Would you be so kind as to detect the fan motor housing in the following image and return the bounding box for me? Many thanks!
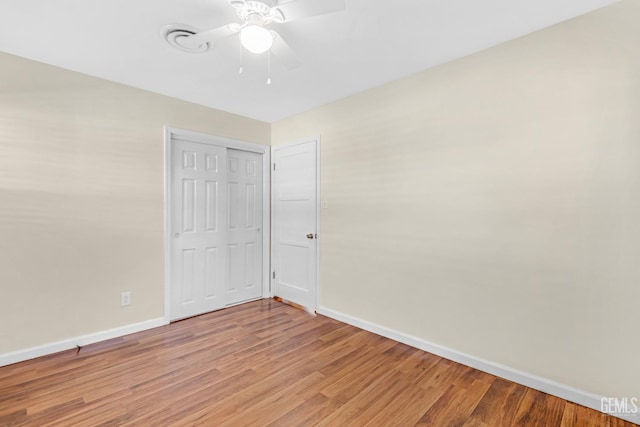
[235,1,285,24]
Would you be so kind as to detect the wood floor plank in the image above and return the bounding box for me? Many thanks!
[417,357,468,391]
[268,392,338,427]
[217,371,325,426]
[0,299,634,427]
[512,388,566,426]
[416,379,493,426]
[315,368,406,426]
[463,378,528,426]
[561,402,613,427]
[367,381,446,426]
[0,409,27,426]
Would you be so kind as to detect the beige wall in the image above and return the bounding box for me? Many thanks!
[0,52,269,354]
[1,0,638,402]
[272,0,639,399]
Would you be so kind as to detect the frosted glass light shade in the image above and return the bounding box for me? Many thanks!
[240,25,273,54]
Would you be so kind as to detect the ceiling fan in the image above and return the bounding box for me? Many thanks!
[164,0,346,70]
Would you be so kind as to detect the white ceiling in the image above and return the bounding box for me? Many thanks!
[0,0,620,123]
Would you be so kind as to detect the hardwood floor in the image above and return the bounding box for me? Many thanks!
[0,299,635,426]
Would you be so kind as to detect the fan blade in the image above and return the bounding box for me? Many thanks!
[270,31,302,70]
[226,0,247,8]
[177,24,241,50]
[274,0,346,23]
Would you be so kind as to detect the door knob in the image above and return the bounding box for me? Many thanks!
[174,233,180,238]
[306,233,315,239]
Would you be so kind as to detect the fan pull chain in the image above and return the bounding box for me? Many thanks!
[267,50,272,85]
[239,40,244,74]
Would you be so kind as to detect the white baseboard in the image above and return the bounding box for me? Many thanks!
[317,306,639,424]
[0,317,167,368]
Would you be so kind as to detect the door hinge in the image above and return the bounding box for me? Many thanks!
[272,271,276,279]
[273,163,276,171]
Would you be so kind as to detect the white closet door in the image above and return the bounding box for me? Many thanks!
[226,149,263,305]
[170,139,227,320]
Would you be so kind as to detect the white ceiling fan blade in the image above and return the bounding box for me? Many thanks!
[226,0,247,9]
[270,31,302,70]
[273,0,346,23]
[177,24,241,50]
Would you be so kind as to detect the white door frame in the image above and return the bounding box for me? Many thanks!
[270,135,321,310]
[164,127,271,323]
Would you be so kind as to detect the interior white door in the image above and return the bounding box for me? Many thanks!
[272,139,318,310]
[170,139,227,320]
[226,149,263,305]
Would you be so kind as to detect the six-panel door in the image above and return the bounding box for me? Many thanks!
[171,140,228,320]
[226,149,263,305]
[170,139,265,320]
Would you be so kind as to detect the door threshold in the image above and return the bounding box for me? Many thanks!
[274,296,316,316]
[225,297,263,308]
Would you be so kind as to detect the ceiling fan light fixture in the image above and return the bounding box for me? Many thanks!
[240,24,273,54]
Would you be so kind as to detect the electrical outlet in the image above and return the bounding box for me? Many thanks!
[121,292,131,307]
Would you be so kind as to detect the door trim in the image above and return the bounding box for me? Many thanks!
[270,135,321,310]
[164,127,270,323]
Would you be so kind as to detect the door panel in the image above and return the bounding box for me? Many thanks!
[225,149,263,305]
[170,140,227,320]
[204,247,219,298]
[180,249,196,303]
[272,139,318,310]
[205,181,218,231]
